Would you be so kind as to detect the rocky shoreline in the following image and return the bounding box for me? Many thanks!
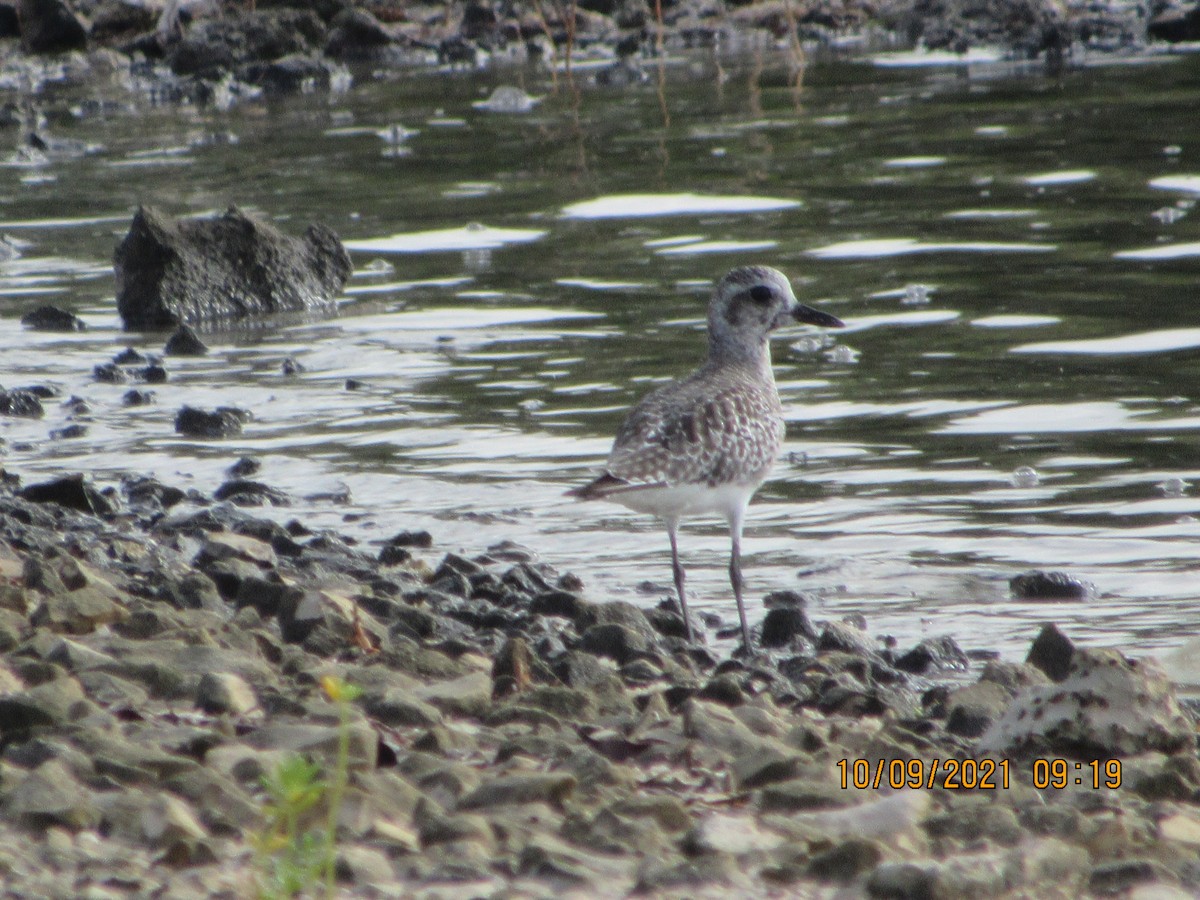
[1,0,1200,109]
[0,467,1198,897]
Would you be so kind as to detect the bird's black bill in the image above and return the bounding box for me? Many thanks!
[792,304,845,328]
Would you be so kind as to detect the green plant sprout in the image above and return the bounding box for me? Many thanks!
[254,675,363,899]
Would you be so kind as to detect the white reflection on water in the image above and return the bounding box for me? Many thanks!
[938,401,1200,434]
[1012,328,1200,354]
[1021,170,1097,186]
[1150,175,1200,194]
[1114,242,1200,260]
[971,314,1060,328]
[560,193,801,219]
[655,239,778,255]
[345,224,546,253]
[807,238,1055,258]
[872,48,1004,67]
[884,156,947,168]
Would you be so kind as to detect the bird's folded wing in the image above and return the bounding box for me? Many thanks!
[605,381,782,488]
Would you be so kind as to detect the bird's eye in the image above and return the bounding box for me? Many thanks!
[749,286,773,303]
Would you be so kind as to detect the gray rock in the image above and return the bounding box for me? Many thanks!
[114,205,351,330]
[807,838,884,882]
[0,677,86,730]
[944,681,1012,738]
[19,304,86,332]
[574,599,657,640]
[98,792,208,847]
[894,635,968,674]
[165,9,326,79]
[978,658,1049,693]
[866,861,936,899]
[414,671,492,719]
[244,719,376,770]
[195,672,258,715]
[174,405,249,439]
[45,637,116,672]
[578,622,650,664]
[415,802,494,848]
[760,606,816,647]
[4,760,99,829]
[163,766,260,834]
[0,388,45,418]
[978,648,1195,758]
[19,474,117,516]
[1026,622,1075,682]
[364,689,443,728]
[759,777,859,813]
[76,670,150,708]
[195,531,278,569]
[1010,569,1093,601]
[30,587,126,635]
[163,323,208,356]
[817,620,877,656]
[491,635,533,698]
[458,773,576,809]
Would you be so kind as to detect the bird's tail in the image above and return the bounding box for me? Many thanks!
[565,472,629,500]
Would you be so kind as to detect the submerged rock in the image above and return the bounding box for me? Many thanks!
[0,389,44,418]
[19,305,87,332]
[114,205,351,330]
[1010,569,1093,601]
[174,405,249,438]
[163,324,209,356]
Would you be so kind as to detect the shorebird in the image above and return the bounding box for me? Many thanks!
[568,266,845,649]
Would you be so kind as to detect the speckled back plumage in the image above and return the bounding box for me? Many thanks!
[604,360,784,490]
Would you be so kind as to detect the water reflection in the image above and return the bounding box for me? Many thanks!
[5,53,1200,661]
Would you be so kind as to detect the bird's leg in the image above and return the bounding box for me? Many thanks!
[667,520,692,642]
[728,511,752,651]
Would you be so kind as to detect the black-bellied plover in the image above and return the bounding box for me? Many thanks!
[568,266,845,649]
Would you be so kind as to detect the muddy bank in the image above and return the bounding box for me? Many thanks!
[0,468,1198,896]
[0,0,1191,107]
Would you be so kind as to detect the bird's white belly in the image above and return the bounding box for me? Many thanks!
[608,481,760,522]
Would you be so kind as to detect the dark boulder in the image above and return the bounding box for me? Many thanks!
[1026,622,1074,682]
[213,479,290,506]
[760,606,816,648]
[240,53,342,94]
[20,305,86,332]
[257,0,349,23]
[88,0,158,46]
[0,4,18,39]
[1010,569,1092,601]
[163,324,208,356]
[0,389,44,418]
[114,205,351,329]
[174,405,249,438]
[164,9,326,79]
[19,474,116,516]
[324,7,394,61]
[17,0,87,54]
[122,388,154,406]
[1150,5,1200,42]
[894,635,969,674]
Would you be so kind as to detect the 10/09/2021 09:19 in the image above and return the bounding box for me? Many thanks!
[836,758,1123,791]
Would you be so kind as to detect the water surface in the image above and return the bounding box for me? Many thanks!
[6,51,1200,661]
